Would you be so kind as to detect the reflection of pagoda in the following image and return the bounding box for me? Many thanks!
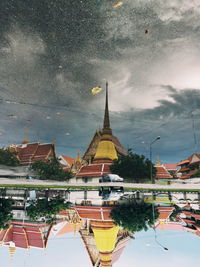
[76,83,126,181]
[75,206,131,267]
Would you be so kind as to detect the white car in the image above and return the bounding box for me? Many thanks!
[99,174,124,183]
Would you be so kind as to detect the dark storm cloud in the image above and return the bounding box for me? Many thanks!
[111,88,200,162]
[0,0,200,161]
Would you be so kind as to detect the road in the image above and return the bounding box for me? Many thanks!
[0,178,200,190]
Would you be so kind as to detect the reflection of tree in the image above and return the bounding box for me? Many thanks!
[169,204,181,221]
[26,197,71,222]
[0,198,13,229]
[111,203,159,232]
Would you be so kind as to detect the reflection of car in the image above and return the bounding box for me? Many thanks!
[99,174,124,183]
[99,186,124,201]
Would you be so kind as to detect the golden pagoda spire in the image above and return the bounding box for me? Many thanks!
[22,126,29,144]
[93,82,118,161]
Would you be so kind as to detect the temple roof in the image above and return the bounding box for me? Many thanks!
[76,163,111,178]
[82,83,126,163]
[59,155,75,167]
[155,166,173,179]
[162,163,177,170]
[9,142,56,165]
[94,140,118,161]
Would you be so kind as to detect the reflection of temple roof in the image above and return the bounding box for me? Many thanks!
[112,231,130,265]
[0,222,51,249]
[52,221,83,236]
[75,206,113,221]
[157,207,175,220]
[156,222,185,230]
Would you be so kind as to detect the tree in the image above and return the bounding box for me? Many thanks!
[0,148,19,166]
[26,196,71,222]
[191,168,200,178]
[0,199,13,229]
[30,160,73,181]
[110,203,159,232]
[110,149,156,182]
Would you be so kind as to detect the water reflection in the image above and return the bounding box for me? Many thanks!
[0,187,200,266]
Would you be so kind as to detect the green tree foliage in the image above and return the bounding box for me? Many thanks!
[110,203,159,232]
[191,168,200,178]
[0,198,13,229]
[0,148,19,166]
[110,149,156,182]
[30,160,73,181]
[26,197,71,222]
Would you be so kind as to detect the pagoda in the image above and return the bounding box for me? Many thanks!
[76,82,126,182]
[75,205,132,267]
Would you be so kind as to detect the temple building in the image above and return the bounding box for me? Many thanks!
[75,205,131,267]
[154,157,173,180]
[8,142,57,165]
[76,83,126,183]
[176,154,200,179]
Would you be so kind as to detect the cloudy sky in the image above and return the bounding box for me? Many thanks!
[1,0,200,162]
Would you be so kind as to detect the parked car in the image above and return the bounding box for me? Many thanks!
[99,174,124,183]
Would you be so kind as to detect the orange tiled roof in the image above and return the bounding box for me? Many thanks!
[155,166,172,179]
[61,155,75,166]
[177,159,189,166]
[163,163,177,170]
[11,142,55,165]
[74,206,113,221]
[76,163,111,178]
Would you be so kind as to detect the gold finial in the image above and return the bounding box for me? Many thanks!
[77,152,81,162]
[155,155,161,167]
[9,242,16,259]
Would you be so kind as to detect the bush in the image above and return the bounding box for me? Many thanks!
[0,148,19,166]
[110,149,155,182]
[30,160,73,181]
